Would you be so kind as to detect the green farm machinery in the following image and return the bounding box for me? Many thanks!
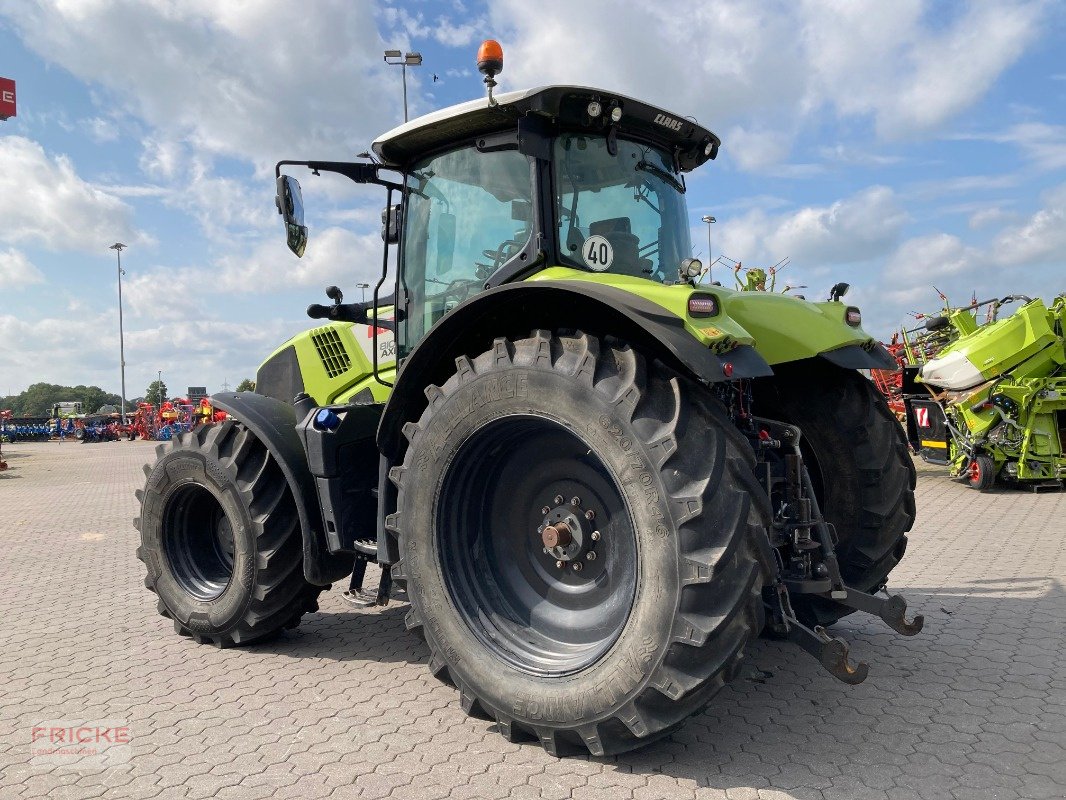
[135,43,921,755]
[904,294,1066,490]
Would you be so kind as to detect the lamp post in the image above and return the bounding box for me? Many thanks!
[701,215,716,282]
[384,50,423,122]
[109,242,128,425]
[356,282,370,303]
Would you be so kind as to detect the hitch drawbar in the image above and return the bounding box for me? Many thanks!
[752,416,924,685]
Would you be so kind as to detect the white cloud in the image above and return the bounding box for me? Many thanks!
[957,123,1066,171]
[0,136,147,252]
[432,17,484,48]
[0,248,45,287]
[968,207,1014,230]
[81,116,119,143]
[990,183,1066,265]
[213,227,387,293]
[0,309,293,398]
[908,173,1022,201]
[4,1,399,171]
[771,187,907,263]
[883,233,979,280]
[719,186,907,267]
[725,127,794,172]
[489,0,1042,169]
[817,144,904,167]
[815,1,1043,140]
[138,137,185,180]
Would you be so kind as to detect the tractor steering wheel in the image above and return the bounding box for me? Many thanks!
[478,238,525,276]
[428,276,481,307]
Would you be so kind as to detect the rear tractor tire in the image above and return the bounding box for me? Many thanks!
[753,363,916,627]
[389,331,773,756]
[136,420,323,646]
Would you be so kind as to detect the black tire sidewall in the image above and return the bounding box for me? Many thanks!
[402,365,680,729]
[140,447,256,635]
[969,455,995,491]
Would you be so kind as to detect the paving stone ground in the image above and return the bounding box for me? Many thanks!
[0,440,1063,800]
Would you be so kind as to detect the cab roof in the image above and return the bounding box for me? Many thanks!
[371,85,720,172]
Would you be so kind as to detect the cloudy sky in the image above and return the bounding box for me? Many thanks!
[1,0,1064,398]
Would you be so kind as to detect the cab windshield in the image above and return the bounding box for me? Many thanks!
[555,134,691,282]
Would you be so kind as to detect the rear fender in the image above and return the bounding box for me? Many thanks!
[376,280,773,459]
[210,391,354,585]
[722,292,895,370]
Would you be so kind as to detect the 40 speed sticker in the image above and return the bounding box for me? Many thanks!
[582,235,614,271]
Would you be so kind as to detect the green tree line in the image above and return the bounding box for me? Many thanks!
[0,383,122,417]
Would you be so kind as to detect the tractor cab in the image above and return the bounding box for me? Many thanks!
[276,74,720,360]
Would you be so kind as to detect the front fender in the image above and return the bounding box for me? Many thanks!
[210,391,353,585]
[376,281,772,459]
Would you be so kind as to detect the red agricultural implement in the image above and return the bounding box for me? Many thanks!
[128,398,227,441]
[871,337,908,422]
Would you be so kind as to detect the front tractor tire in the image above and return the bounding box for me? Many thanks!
[136,421,323,647]
[754,363,916,627]
[389,331,773,756]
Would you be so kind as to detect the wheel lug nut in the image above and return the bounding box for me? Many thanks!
[541,506,550,515]
[555,560,565,569]
[586,551,596,561]
[572,562,583,572]
[543,547,549,555]
[585,509,595,521]
[554,495,564,505]
[571,496,581,506]
[591,530,601,541]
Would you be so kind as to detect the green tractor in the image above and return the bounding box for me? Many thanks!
[904,294,1066,490]
[136,48,920,755]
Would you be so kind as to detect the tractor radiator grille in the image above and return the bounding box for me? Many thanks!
[310,327,352,379]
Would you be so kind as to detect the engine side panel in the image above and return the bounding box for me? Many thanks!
[256,320,397,406]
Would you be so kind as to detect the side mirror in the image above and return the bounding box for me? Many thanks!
[275,175,308,257]
[381,203,402,244]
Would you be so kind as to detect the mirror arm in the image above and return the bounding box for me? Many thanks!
[275,159,403,191]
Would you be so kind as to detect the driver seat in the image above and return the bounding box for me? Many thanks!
[589,218,653,278]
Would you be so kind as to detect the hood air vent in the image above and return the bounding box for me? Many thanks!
[310,327,352,379]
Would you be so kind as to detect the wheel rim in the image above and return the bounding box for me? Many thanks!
[436,415,637,676]
[163,484,235,601]
[969,459,981,484]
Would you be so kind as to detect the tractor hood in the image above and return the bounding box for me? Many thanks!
[372,85,720,171]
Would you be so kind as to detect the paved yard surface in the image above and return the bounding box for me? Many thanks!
[1,441,1063,800]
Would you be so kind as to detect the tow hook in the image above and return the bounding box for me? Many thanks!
[825,587,925,636]
[787,620,869,685]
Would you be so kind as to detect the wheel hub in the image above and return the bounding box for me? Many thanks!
[537,499,598,566]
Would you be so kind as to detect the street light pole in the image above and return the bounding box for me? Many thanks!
[701,215,716,283]
[384,50,423,122]
[357,282,370,303]
[109,242,128,425]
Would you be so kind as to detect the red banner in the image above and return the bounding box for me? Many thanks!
[0,77,16,120]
